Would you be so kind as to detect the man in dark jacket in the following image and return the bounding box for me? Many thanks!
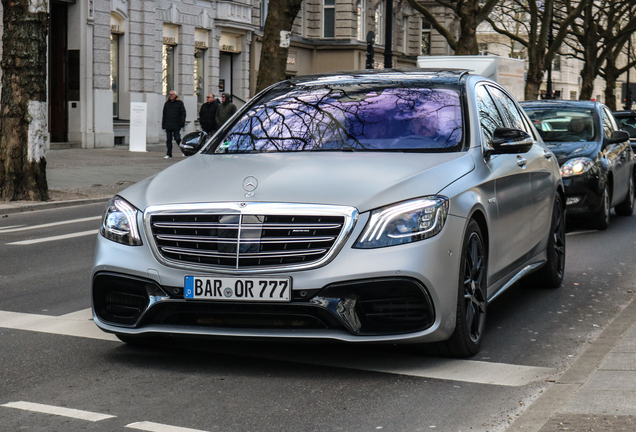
[198,94,219,135]
[215,93,237,128]
[162,90,186,158]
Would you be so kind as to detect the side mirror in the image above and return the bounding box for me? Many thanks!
[488,128,533,155]
[607,130,630,144]
[179,131,207,156]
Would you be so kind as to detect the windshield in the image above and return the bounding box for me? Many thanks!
[616,116,636,138]
[523,107,596,143]
[207,85,464,153]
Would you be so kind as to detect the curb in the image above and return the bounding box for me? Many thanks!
[506,298,636,431]
[0,197,110,215]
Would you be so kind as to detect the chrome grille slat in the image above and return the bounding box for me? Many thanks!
[156,234,336,244]
[149,209,349,270]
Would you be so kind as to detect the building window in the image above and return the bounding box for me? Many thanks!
[357,0,366,41]
[375,2,384,45]
[110,33,119,118]
[162,43,175,96]
[194,48,205,110]
[553,54,561,72]
[261,0,269,27]
[421,18,430,55]
[323,0,335,38]
[478,42,488,56]
[403,16,408,53]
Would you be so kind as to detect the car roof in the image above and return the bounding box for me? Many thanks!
[613,110,636,116]
[283,68,469,88]
[520,100,599,109]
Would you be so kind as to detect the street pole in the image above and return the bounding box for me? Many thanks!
[625,30,632,110]
[384,0,393,69]
[545,3,554,99]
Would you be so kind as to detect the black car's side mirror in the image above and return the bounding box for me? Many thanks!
[487,128,533,156]
[607,130,630,145]
[179,131,208,156]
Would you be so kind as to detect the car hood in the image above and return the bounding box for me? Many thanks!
[544,141,600,165]
[120,152,475,213]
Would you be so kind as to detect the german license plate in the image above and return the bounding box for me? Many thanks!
[184,276,291,302]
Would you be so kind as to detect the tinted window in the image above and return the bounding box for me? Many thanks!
[602,107,617,137]
[210,85,464,153]
[488,86,526,131]
[476,85,504,146]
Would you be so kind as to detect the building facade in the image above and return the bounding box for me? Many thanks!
[44,0,257,149]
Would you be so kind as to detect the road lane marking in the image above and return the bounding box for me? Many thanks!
[0,309,556,386]
[0,309,117,341]
[126,421,210,432]
[0,224,27,231]
[0,216,101,233]
[1,401,115,422]
[7,229,98,245]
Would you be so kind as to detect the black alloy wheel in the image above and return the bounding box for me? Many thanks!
[592,184,611,230]
[524,195,566,288]
[615,173,634,216]
[441,220,487,358]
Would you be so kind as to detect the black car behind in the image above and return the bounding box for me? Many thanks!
[522,100,634,229]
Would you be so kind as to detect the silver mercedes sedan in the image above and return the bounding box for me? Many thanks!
[92,70,564,357]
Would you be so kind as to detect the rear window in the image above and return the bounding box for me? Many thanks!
[208,85,464,153]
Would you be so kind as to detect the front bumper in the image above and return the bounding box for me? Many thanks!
[91,213,467,344]
[561,172,604,217]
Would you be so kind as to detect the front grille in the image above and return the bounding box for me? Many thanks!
[149,213,346,269]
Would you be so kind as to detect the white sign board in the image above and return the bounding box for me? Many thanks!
[130,102,147,152]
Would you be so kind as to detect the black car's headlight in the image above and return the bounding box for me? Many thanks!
[100,196,143,246]
[354,197,449,249]
[560,157,594,177]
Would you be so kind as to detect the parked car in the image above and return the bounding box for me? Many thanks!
[521,100,634,230]
[613,110,636,152]
[93,70,564,358]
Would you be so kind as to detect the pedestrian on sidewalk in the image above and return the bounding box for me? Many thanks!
[199,93,220,135]
[215,93,237,129]
[162,90,186,159]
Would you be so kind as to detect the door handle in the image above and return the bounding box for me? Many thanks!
[517,156,527,167]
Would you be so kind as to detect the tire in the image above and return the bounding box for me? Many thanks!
[523,195,566,288]
[615,174,634,216]
[592,185,610,230]
[436,220,487,358]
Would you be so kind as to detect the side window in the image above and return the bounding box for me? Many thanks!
[487,86,527,131]
[476,85,505,147]
[601,108,615,137]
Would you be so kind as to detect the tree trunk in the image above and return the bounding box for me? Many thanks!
[603,57,619,111]
[579,63,596,101]
[525,51,546,101]
[255,0,302,94]
[454,1,479,55]
[0,0,49,201]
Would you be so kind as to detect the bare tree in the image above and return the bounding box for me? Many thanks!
[601,30,636,110]
[0,0,49,201]
[564,0,636,101]
[486,0,587,101]
[406,0,500,55]
[255,0,302,94]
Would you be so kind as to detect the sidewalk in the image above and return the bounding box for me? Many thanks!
[1,145,636,431]
[0,144,182,214]
[509,297,636,432]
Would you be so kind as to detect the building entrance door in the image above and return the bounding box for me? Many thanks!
[219,53,233,100]
[49,1,68,142]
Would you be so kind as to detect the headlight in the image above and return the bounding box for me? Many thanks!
[100,196,142,246]
[354,197,449,249]
[560,157,594,177]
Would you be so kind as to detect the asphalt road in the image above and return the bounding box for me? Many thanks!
[0,203,634,432]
